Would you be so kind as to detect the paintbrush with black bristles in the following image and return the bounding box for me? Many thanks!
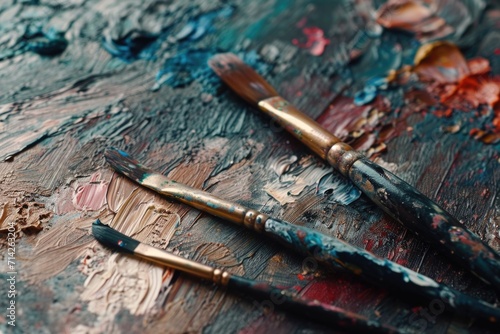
[208,53,500,292]
[91,219,400,334]
[103,148,500,323]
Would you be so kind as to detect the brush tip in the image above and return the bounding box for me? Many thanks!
[92,219,139,254]
[208,53,278,105]
[208,53,244,75]
[104,148,150,182]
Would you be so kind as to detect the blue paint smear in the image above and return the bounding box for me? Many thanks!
[154,49,272,92]
[0,26,68,60]
[102,6,234,63]
[354,85,378,105]
[117,149,130,157]
[152,6,239,91]
[25,27,68,56]
[354,76,389,106]
[316,172,361,205]
[175,6,234,41]
[154,49,217,90]
[102,30,158,63]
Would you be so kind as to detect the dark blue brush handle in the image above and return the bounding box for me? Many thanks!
[348,158,500,291]
[227,275,399,333]
[263,218,500,322]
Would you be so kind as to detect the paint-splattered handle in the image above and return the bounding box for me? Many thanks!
[263,218,500,322]
[227,275,398,333]
[349,157,500,291]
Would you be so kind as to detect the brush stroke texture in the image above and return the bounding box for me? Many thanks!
[1,0,499,333]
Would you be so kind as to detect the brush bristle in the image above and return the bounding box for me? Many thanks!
[92,219,140,254]
[105,149,151,182]
[208,53,279,105]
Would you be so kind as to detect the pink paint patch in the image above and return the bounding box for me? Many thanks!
[292,26,330,56]
[72,172,109,211]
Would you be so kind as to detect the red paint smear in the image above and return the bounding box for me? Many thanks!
[317,96,372,138]
[363,239,376,252]
[360,217,409,264]
[298,279,341,304]
[72,172,108,211]
[299,277,387,311]
[292,25,330,56]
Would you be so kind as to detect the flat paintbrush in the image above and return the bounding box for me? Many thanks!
[104,148,500,323]
[208,53,500,291]
[91,219,399,334]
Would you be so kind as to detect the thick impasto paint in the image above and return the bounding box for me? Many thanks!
[0,0,499,333]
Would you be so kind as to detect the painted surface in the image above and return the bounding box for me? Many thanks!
[0,0,499,333]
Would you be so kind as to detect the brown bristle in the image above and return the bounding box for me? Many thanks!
[208,53,279,105]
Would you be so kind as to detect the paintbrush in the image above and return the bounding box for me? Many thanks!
[104,148,500,323]
[91,219,400,333]
[208,53,500,291]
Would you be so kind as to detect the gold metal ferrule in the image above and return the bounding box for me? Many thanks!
[258,96,364,176]
[142,174,268,232]
[135,243,231,285]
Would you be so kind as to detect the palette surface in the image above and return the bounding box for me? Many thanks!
[0,0,499,333]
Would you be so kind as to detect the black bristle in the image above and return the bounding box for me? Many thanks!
[104,149,151,182]
[208,53,278,105]
[92,219,140,254]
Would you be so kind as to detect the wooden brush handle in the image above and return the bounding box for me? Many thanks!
[348,158,500,291]
[263,218,500,322]
[227,275,398,333]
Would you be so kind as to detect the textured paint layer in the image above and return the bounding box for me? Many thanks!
[72,172,109,211]
[264,155,360,206]
[2,0,499,332]
[26,173,182,332]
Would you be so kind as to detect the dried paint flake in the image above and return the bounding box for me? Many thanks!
[0,201,52,235]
